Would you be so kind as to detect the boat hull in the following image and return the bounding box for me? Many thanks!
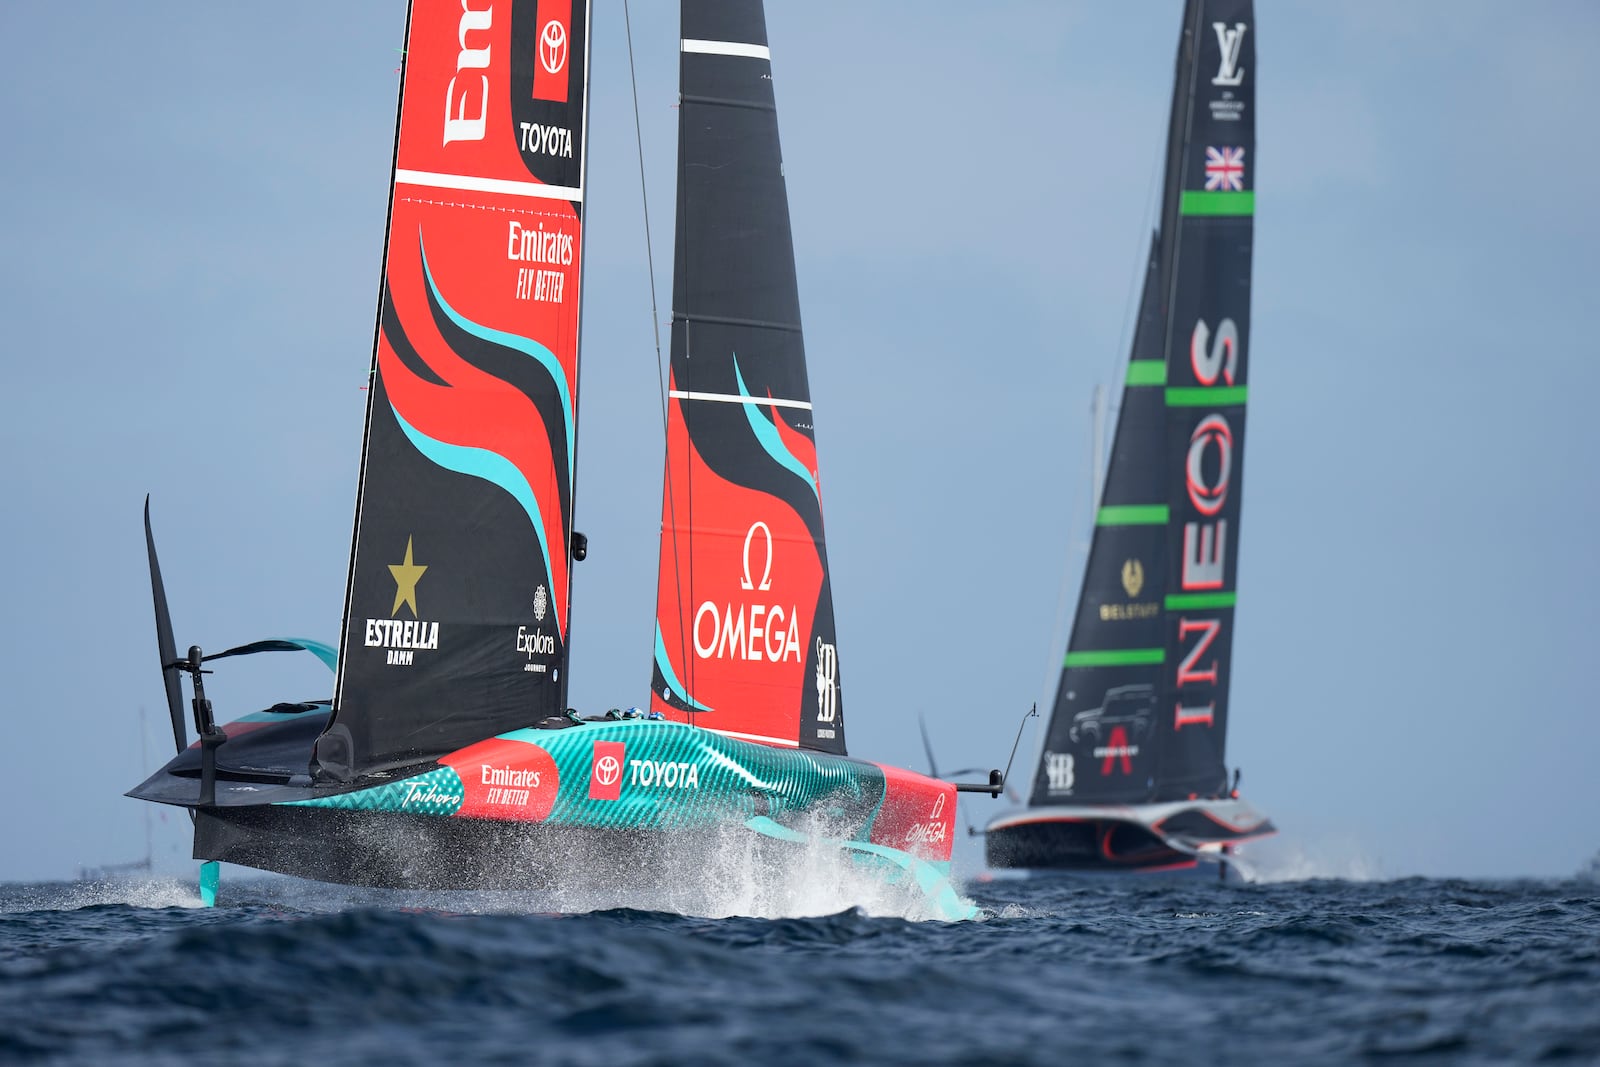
[983,799,1275,878]
[132,716,960,894]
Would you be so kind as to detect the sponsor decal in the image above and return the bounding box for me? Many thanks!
[516,625,556,670]
[1210,22,1247,87]
[508,220,574,304]
[474,762,553,809]
[1190,318,1239,387]
[693,522,803,664]
[531,0,572,102]
[1203,146,1245,191]
[1100,601,1159,622]
[1120,559,1145,598]
[589,740,624,801]
[515,584,558,673]
[1096,725,1138,776]
[401,780,459,810]
[1185,414,1234,517]
[869,766,957,859]
[1182,521,1227,591]
[443,3,494,146]
[815,638,839,725]
[519,121,574,159]
[365,536,440,666]
[627,759,701,790]
[1208,22,1248,123]
[903,792,954,852]
[1175,618,1221,686]
[1045,751,1075,794]
[1172,305,1240,724]
[1100,559,1157,621]
[443,737,560,820]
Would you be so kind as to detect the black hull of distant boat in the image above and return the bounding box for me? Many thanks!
[984,801,1275,878]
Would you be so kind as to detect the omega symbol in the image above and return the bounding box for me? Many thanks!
[741,521,774,591]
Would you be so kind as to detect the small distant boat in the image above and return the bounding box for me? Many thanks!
[129,0,978,919]
[81,707,156,882]
[984,0,1274,878]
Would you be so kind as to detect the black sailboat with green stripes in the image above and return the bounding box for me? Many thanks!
[985,0,1274,876]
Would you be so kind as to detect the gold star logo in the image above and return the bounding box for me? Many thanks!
[388,536,428,618]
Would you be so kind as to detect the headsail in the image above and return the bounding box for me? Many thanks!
[319,0,593,781]
[1030,0,1254,806]
[650,0,847,754]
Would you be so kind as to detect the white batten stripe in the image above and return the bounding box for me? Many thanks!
[669,389,811,411]
[395,169,583,203]
[680,39,771,60]
[709,728,801,748]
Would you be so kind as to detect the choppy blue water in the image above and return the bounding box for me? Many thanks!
[2,873,1597,1065]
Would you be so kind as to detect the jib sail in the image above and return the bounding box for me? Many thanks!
[649,0,847,754]
[319,0,593,781]
[1030,0,1254,806]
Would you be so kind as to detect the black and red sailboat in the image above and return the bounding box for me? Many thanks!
[130,0,977,919]
[984,0,1275,877]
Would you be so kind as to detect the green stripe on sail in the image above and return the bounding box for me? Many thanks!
[1166,385,1248,407]
[1125,360,1166,386]
[1165,592,1237,611]
[1064,648,1165,668]
[1096,505,1168,526]
[1181,190,1254,216]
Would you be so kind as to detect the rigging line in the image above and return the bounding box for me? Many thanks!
[625,0,692,715]
[625,1,665,415]
[1037,36,1173,724]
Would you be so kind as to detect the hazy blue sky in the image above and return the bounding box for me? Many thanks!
[2,2,1595,882]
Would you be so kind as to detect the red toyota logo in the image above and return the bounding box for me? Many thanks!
[539,19,568,75]
[589,740,625,800]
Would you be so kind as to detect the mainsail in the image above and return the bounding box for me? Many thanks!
[319,0,594,781]
[649,0,847,754]
[1030,0,1254,807]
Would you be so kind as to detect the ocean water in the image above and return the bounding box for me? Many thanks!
[2,869,1597,1065]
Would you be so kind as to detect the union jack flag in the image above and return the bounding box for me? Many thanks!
[1204,146,1246,191]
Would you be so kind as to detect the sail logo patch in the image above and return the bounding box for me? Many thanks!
[1210,22,1247,87]
[1096,726,1138,776]
[815,639,839,728]
[1204,147,1245,191]
[1103,558,1157,621]
[1045,752,1075,794]
[366,536,440,666]
[1121,559,1145,598]
[692,522,803,664]
[589,740,624,801]
[532,0,572,102]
